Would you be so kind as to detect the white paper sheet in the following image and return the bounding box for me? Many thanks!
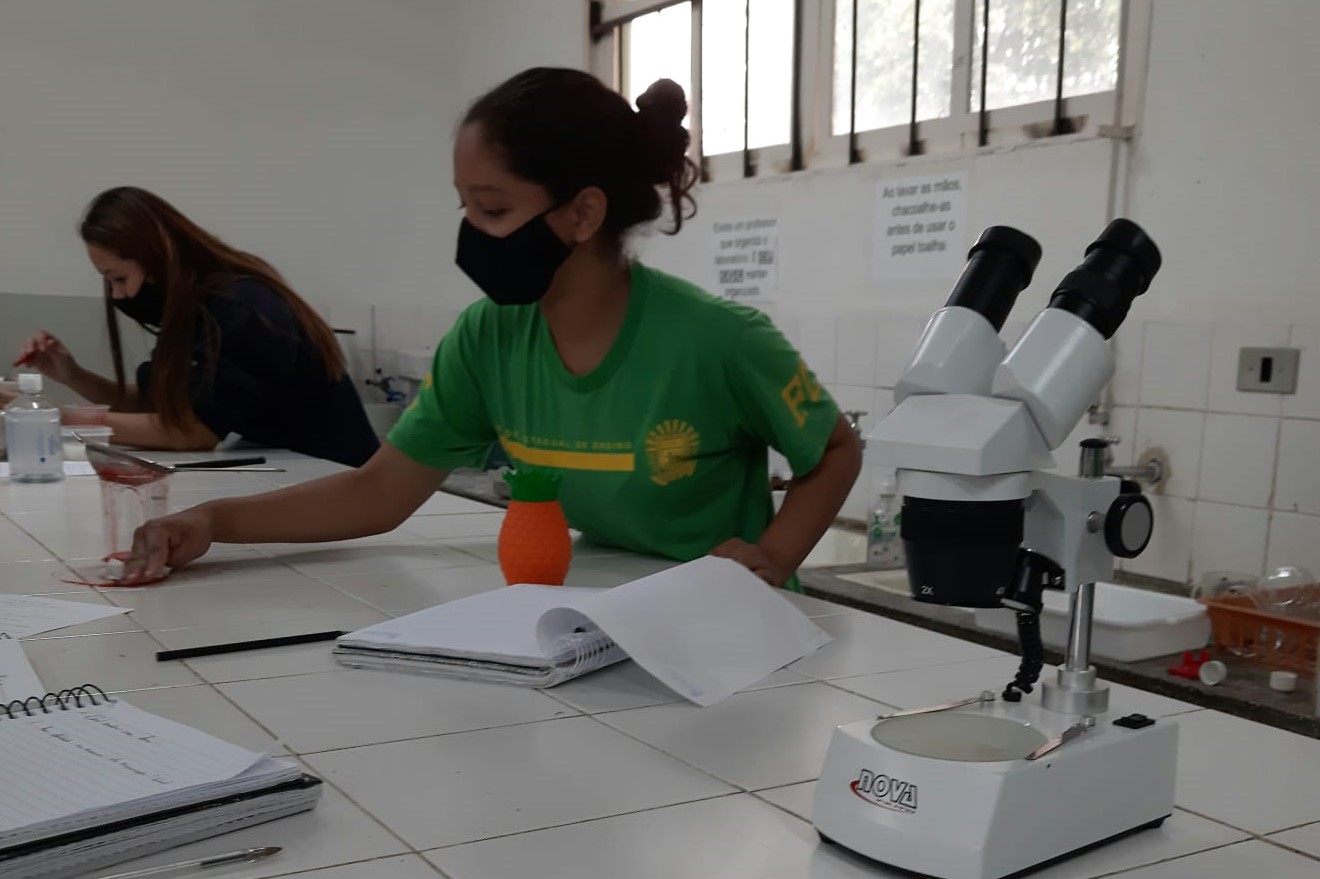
[0,641,44,702]
[538,557,832,707]
[0,462,96,478]
[0,595,132,638]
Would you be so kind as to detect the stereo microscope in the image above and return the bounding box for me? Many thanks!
[813,220,1173,879]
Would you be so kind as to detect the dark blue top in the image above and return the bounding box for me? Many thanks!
[136,279,379,467]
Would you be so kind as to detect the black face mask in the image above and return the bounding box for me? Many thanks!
[455,212,572,306]
[113,281,166,327]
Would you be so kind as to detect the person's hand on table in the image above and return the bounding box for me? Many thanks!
[14,331,79,384]
[710,538,791,588]
[124,509,216,582]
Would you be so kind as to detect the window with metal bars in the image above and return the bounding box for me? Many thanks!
[590,1,1138,179]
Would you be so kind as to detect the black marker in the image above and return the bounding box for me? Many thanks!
[156,630,344,662]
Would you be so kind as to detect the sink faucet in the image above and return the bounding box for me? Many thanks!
[842,411,868,450]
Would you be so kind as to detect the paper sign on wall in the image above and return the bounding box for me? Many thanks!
[712,217,778,304]
[872,173,969,281]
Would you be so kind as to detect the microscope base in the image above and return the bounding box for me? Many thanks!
[811,699,1178,879]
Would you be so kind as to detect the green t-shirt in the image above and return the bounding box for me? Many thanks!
[389,263,839,583]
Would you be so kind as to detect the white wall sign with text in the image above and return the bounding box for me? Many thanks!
[871,173,969,281]
[711,217,778,304]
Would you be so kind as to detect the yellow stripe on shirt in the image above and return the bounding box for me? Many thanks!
[502,439,636,473]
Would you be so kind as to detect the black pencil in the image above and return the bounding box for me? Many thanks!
[156,630,345,661]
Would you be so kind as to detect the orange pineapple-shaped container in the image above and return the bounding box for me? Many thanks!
[498,469,572,586]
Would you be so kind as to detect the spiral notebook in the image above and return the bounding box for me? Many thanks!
[335,556,832,707]
[0,686,322,879]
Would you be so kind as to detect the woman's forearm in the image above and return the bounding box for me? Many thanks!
[63,366,125,407]
[103,412,219,451]
[759,416,864,574]
[204,444,448,544]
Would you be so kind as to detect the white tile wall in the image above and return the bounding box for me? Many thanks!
[1139,322,1213,409]
[874,316,926,388]
[796,317,837,384]
[1266,512,1320,576]
[834,314,879,386]
[1197,414,1278,508]
[1105,406,1138,466]
[1282,324,1320,419]
[1191,502,1269,581]
[1273,419,1320,515]
[1207,322,1289,416]
[773,314,802,350]
[1109,325,1145,406]
[871,387,895,424]
[1134,409,1205,499]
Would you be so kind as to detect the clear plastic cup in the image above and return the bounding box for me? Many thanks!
[86,444,170,575]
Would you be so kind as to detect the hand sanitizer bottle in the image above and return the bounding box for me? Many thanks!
[3,374,64,483]
[866,474,904,570]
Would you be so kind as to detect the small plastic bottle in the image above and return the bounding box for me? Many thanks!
[3,374,64,484]
[866,474,905,570]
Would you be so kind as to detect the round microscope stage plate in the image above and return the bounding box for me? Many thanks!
[871,712,1048,762]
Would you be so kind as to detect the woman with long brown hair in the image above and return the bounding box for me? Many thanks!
[6,187,378,467]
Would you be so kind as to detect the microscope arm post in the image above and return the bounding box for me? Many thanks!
[1064,582,1096,673]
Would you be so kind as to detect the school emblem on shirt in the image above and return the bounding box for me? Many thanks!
[782,359,822,427]
[645,419,700,486]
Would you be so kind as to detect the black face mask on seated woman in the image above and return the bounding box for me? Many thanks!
[113,281,166,327]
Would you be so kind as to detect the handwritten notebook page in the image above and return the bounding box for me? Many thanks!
[0,595,131,638]
[0,641,44,702]
[0,700,266,844]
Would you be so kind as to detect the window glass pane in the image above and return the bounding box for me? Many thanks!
[971,0,1062,111]
[1063,0,1120,97]
[626,2,692,127]
[832,0,954,137]
[703,0,793,154]
[917,0,955,120]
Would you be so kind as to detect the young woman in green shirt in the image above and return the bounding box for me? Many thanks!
[124,68,862,590]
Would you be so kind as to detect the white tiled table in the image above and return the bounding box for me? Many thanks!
[2,451,1318,879]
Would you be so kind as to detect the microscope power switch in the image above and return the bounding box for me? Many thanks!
[1114,714,1156,730]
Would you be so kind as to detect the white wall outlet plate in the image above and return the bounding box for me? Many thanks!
[1237,347,1300,393]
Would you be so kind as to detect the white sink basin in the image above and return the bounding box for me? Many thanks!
[802,527,867,568]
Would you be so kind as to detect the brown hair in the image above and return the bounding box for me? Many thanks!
[462,68,698,247]
[81,187,344,429]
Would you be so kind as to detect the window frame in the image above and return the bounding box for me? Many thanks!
[589,0,1151,182]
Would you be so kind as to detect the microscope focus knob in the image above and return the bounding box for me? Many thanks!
[1105,494,1153,558]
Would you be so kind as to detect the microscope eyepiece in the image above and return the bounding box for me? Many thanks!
[1046,219,1161,339]
[944,226,1043,332]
